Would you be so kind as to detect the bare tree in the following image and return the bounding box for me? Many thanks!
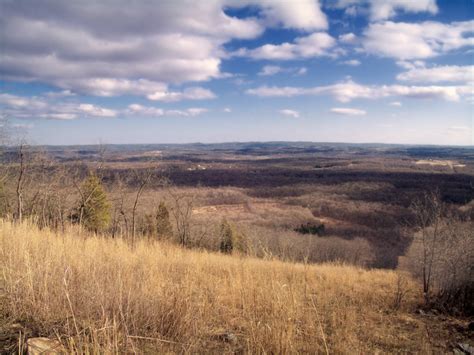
[167,187,194,247]
[0,121,12,217]
[130,168,154,246]
[411,192,443,303]
[408,191,443,303]
[15,144,26,222]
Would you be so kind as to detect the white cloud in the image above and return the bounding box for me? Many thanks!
[0,93,212,120]
[223,107,232,113]
[330,107,366,116]
[240,32,336,60]
[246,79,472,102]
[0,1,329,97]
[126,104,208,117]
[127,104,164,116]
[339,33,357,44]
[0,94,119,120]
[296,67,308,75]
[279,109,300,118]
[259,65,283,76]
[59,78,168,97]
[78,104,117,117]
[258,65,308,76]
[246,86,305,97]
[38,78,216,102]
[331,0,438,20]
[363,20,474,60]
[342,59,361,66]
[344,6,359,17]
[229,0,327,31]
[186,108,209,116]
[397,65,474,83]
[146,87,216,102]
[45,90,76,98]
[396,60,425,70]
[0,94,47,109]
[390,101,402,106]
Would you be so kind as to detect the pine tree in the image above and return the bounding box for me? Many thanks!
[156,202,173,239]
[78,174,110,233]
[219,219,233,254]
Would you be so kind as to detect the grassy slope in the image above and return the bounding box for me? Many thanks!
[0,220,464,353]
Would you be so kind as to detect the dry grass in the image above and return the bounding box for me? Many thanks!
[0,219,446,353]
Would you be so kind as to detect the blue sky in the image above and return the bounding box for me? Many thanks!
[0,0,472,145]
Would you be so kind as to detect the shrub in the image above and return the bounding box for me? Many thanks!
[402,191,474,315]
[403,220,474,315]
[156,201,173,239]
[218,219,249,254]
[219,219,233,254]
[76,174,111,233]
[295,222,325,235]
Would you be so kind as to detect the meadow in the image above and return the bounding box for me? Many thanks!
[2,219,466,354]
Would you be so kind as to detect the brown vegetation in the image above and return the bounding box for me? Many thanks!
[2,220,471,354]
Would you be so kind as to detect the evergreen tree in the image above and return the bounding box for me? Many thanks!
[78,174,110,233]
[156,201,173,239]
[219,219,234,254]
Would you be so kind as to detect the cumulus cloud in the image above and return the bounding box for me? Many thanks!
[78,104,117,117]
[0,94,117,120]
[258,65,308,76]
[146,87,216,102]
[397,65,474,83]
[246,86,305,98]
[246,79,472,102]
[126,104,164,117]
[186,108,209,116]
[0,93,210,121]
[45,90,76,98]
[330,107,366,116]
[229,0,327,31]
[259,65,283,76]
[296,67,308,75]
[396,60,426,70]
[342,59,361,66]
[339,33,357,44]
[239,32,336,60]
[279,109,300,118]
[0,1,329,97]
[0,94,47,110]
[330,0,438,20]
[126,104,208,117]
[363,20,474,60]
[390,101,402,106]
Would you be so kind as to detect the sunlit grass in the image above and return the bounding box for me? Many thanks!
[1,219,431,353]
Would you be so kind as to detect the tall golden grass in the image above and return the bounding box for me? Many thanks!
[1,219,432,353]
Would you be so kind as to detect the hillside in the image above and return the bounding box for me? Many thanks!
[1,220,471,353]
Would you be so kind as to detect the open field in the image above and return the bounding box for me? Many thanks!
[2,220,473,354]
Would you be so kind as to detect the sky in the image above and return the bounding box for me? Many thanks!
[0,0,473,146]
